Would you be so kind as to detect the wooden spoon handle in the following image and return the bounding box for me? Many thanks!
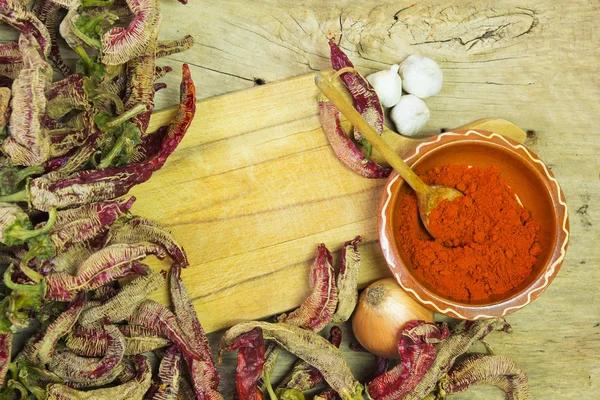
[314,73,430,195]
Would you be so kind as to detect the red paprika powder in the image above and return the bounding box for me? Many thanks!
[396,165,541,302]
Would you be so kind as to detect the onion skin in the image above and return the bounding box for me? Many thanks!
[351,278,434,358]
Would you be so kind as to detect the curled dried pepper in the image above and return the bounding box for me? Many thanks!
[227,327,265,400]
[78,270,166,327]
[278,325,342,391]
[2,32,53,166]
[220,321,364,400]
[367,321,450,400]
[46,354,152,400]
[0,0,51,57]
[34,0,72,77]
[438,354,530,399]
[331,236,361,324]
[152,345,184,399]
[25,292,86,364]
[329,40,384,157]
[318,98,390,179]
[1,64,195,210]
[108,215,189,267]
[401,319,510,400]
[48,324,124,383]
[277,243,338,332]
[128,299,202,362]
[101,0,161,65]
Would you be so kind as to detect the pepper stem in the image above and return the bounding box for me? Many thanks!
[6,208,57,243]
[263,370,279,400]
[14,166,44,184]
[97,134,127,169]
[74,46,94,69]
[105,104,146,129]
[0,189,28,203]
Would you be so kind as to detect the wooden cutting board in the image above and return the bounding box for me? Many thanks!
[131,72,526,333]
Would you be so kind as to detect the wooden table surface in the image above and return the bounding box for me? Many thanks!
[4,0,599,398]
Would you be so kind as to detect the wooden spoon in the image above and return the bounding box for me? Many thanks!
[314,72,463,236]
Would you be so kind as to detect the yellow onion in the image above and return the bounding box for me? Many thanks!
[351,278,434,358]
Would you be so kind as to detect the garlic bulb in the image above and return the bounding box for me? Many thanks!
[399,54,443,98]
[390,95,430,136]
[366,65,403,108]
[352,278,434,358]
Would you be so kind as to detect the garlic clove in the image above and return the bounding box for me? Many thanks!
[399,54,443,99]
[366,64,403,108]
[390,95,430,137]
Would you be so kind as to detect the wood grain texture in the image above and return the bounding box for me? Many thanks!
[2,0,598,397]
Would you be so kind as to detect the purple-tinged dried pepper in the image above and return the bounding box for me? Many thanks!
[5,64,195,211]
[0,0,51,57]
[25,292,86,364]
[0,331,12,385]
[101,0,161,65]
[0,42,21,79]
[48,324,125,383]
[277,243,338,332]
[155,35,195,58]
[78,270,166,327]
[318,98,391,179]
[220,321,364,400]
[331,236,361,324]
[228,327,265,400]
[155,65,173,79]
[153,345,184,399]
[130,125,168,163]
[45,73,89,119]
[128,299,202,362]
[46,354,152,400]
[399,319,510,400]
[66,324,169,357]
[35,0,72,77]
[328,40,384,150]
[438,354,530,399]
[2,32,53,166]
[367,321,450,400]
[108,215,189,267]
[278,325,343,391]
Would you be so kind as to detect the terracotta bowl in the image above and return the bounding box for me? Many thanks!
[378,130,569,320]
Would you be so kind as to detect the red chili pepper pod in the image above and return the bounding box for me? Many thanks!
[228,327,265,400]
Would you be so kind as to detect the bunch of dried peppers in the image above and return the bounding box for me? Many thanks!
[0,0,223,398]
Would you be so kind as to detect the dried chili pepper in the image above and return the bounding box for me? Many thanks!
[35,0,72,77]
[329,40,384,156]
[108,215,189,267]
[48,324,124,383]
[2,32,53,166]
[0,87,10,139]
[0,332,12,385]
[129,125,167,163]
[318,98,391,179]
[400,319,510,400]
[45,73,89,119]
[277,243,338,332]
[0,42,21,80]
[0,0,51,57]
[155,35,195,58]
[101,0,161,65]
[220,321,364,400]
[436,354,530,399]
[2,64,195,210]
[152,345,184,399]
[25,292,86,364]
[78,270,166,327]
[46,354,152,400]
[128,299,202,362]
[0,203,56,246]
[227,327,265,400]
[155,65,173,79]
[66,324,169,357]
[278,325,342,391]
[332,236,361,324]
[367,321,450,400]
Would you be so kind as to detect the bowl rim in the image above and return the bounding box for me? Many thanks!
[378,129,570,319]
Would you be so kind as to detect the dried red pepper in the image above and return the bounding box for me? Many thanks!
[155,35,195,58]
[46,354,152,399]
[278,325,343,391]
[332,236,361,323]
[0,41,21,79]
[438,354,530,399]
[0,0,51,57]
[277,243,338,331]
[220,322,364,400]
[318,99,391,178]
[227,327,265,400]
[367,321,450,400]
[152,345,184,399]
[35,0,72,77]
